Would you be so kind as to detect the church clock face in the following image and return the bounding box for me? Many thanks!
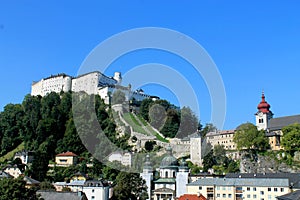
[258,112,263,117]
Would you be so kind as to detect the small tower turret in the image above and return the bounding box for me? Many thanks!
[140,154,153,200]
[255,91,273,130]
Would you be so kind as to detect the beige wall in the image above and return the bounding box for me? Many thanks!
[55,156,77,166]
[4,167,22,178]
[187,184,291,200]
[206,131,236,150]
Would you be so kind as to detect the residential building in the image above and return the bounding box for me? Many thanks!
[107,151,132,167]
[255,92,300,150]
[187,173,300,200]
[55,151,78,167]
[206,130,236,150]
[70,172,88,182]
[14,150,34,165]
[3,164,24,178]
[83,180,110,200]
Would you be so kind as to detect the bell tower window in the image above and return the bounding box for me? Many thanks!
[259,118,264,123]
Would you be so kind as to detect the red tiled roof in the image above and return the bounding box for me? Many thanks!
[56,151,78,157]
[178,194,207,200]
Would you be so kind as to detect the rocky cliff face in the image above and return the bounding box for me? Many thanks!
[239,151,300,173]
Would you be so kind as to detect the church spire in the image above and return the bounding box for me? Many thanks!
[257,91,271,113]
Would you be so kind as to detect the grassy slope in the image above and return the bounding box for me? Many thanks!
[0,142,25,162]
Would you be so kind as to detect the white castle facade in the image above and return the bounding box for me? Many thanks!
[31,71,155,104]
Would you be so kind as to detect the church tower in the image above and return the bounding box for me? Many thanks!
[140,154,153,200]
[255,92,273,130]
[176,159,189,198]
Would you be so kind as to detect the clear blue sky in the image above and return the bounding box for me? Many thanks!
[0,1,300,130]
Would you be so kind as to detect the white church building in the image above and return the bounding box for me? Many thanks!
[141,147,189,200]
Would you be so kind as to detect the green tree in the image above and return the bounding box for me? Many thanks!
[202,149,217,172]
[112,90,126,105]
[113,171,148,200]
[176,106,199,138]
[213,144,227,165]
[0,104,24,155]
[22,94,42,149]
[0,177,40,200]
[29,150,49,181]
[56,118,86,155]
[144,141,156,152]
[200,123,216,137]
[160,108,180,138]
[39,181,55,190]
[233,123,269,150]
[139,99,153,121]
[149,104,167,130]
[281,123,300,153]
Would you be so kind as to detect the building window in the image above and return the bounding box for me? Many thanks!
[91,196,95,199]
[259,118,264,123]
[217,194,220,197]
[165,171,168,177]
[222,194,226,198]
[261,191,264,195]
[274,188,278,192]
[253,187,257,191]
[228,194,232,198]
[216,186,220,190]
[268,188,271,191]
[247,194,251,198]
[253,194,257,198]
[280,188,284,192]
[199,186,202,190]
[268,195,272,200]
[247,187,250,191]
[92,189,94,193]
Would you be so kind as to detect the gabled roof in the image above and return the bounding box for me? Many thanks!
[23,176,40,185]
[154,178,176,183]
[226,173,300,188]
[188,177,293,188]
[84,180,109,187]
[177,194,207,200]
[268,115,300,131]
[37,191,84,200]
[276,190,300,200]
[56,152,78,157]
[0,171,13,178]
[67,180,85,186]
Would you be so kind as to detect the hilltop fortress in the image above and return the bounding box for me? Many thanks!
[31,71,158,104]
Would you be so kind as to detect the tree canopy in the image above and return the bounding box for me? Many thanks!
[281,123,300,153]
[0,178,40,200]
[233,123,269,150]
[112,171,148,200]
